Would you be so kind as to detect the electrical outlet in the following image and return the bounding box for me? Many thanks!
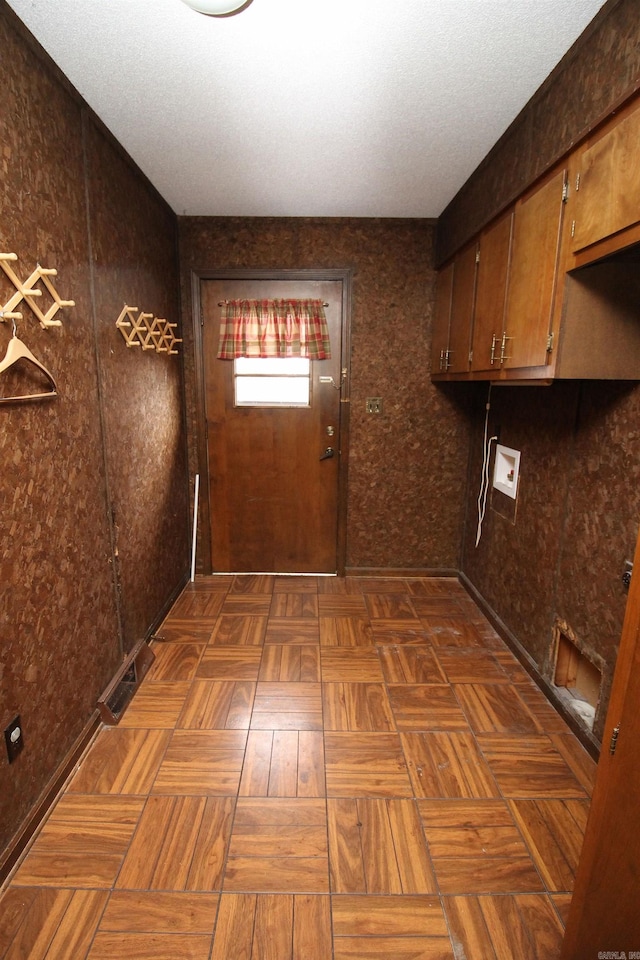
[366,397,383,415]
[622,560,633,589]
[4,715,24,764]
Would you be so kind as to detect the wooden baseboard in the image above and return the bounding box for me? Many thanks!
[0,710,101,887]
[345,567,460,578]
[459,573,601,761]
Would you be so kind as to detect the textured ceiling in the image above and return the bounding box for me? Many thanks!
[6,0,608,217]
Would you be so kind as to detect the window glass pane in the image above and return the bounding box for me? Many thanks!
[235,376,310,406]
[235,357,310,376]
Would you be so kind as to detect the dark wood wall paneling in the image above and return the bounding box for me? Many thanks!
[0,7,189,855]
[178,217,472,572]
[443,0,640,744]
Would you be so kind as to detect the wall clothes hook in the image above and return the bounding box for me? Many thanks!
[0,252,75,328]
[115,304,182,355]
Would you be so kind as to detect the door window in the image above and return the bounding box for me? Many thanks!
[233,357,311,407]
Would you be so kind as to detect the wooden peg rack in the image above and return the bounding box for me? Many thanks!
[0,252,75,328]
[116,305,182,355]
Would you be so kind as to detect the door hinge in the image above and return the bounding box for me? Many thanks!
[575,172,581,192]
[475,249,480,264]
[562,180,569,203]
[546,333,554,353]
[468,350,473,364]
[571,220,576,238]
[609,724,620,756]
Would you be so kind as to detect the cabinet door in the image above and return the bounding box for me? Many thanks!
[503,170,566,371]
[447,244,477,373]
[431,261,453,374]
[471,213,513,372]
[572,107,640,253]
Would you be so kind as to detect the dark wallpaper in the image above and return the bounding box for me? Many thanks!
[0,8,189,855]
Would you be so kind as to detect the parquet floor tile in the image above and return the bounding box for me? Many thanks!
[0,574,598,960]
[168,590,225,619]
[324,732,413,797]
[145,642,203,681]
[210,893,332,960]
[220,594,273,616]
[402,733,500,798]
[11,797,144,888]
[117,681,191,728]
[319,616,374,646]
[196,646,263,679]
[258,644,321,681]
[239,730,326,797]
[478,735,590,798]
[379,644,446,683]
[270,592,319,617]
[99,890,219,933]
[328,798,436,893]
[318,594,369,617]
[250,681,323,730]
[207,614,267,646]
[454,682,542,735]
[151,730,247,795]
[425,618,486,647]
[364,593,420,621]
[388,684,470,731]
[435,648,510,684]
[321,646,384,681]
[177,680,255,729]
[264,618,320,644]
[444,893,564,960]
[323,682,396,731]
[67,728,171,794]
[156,618,216,643]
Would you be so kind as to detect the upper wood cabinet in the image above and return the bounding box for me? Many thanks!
[448,243,476,373]
[431,245,476,375]
[470,212,513,373]
[432,91,640,384]
[571,104,640,259]
[431,261,453,375]
[502,168,566,372]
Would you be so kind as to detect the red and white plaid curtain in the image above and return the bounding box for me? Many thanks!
[217,299,331,360]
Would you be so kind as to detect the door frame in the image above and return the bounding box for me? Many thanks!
[191,267,353,576]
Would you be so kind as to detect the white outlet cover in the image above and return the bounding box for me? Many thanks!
[493,444,521,500]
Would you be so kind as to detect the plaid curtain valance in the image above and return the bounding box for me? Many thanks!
[217,298,331,360]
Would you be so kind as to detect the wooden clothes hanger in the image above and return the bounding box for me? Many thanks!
[0,318,58,402]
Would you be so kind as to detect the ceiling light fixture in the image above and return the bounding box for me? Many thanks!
[179,0,253,16]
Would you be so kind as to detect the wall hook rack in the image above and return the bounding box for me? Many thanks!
[115,304,182,355]
[0,252,75,328]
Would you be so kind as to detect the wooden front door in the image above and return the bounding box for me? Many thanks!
[561,520,640,957]
[201,276,346,573]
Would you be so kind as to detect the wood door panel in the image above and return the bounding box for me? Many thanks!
[448,243,476,373]
[573,107,640,252]
[503,170,565,371]
[202,279,343,573]
[431,262,453,374]
[561,522,640,956]
[471,212,513,372]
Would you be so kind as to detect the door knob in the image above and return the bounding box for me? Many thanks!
[319,447,335,461]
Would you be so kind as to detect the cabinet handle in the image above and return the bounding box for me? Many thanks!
[490,334,498,365]
[500,333,512,364]
[444,349,451,371]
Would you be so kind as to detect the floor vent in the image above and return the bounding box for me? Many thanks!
[553,621,602,732]
[97,639,155,725]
